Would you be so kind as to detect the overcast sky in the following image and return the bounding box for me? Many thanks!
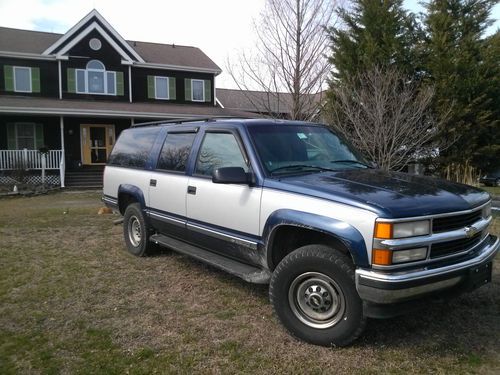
[0,0,498,89]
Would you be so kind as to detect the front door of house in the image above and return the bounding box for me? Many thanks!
[81,124,115,165]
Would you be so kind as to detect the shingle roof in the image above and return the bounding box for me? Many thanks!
[217,88,326,116]
[0,27,60,54]
[0,26,220,71]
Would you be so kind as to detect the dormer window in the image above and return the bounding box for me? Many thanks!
[75,60,116,95]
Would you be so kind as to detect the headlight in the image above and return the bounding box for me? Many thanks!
[482,203,491,219]
[372,247,428,266]
[375,220,430,239]
[392,247,428,264]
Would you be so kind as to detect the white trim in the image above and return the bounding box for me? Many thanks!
[216,98,225,108]
[43,9,145,62]
[213,75,216,106]
[58,60,62,99]
[191,79,205,102]
[154,76,169,100]
[0,51,57,61]
[54,22,135,63]
[133,61,221,75]
[13,66,32,93]
[128,65,132,103]
[0,106,220,119]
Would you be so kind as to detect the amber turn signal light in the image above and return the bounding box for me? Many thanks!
[372,249,392,265]
[374,222,392,239]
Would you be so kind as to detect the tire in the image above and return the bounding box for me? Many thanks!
[123,203,154,257]
[269,245,366,347]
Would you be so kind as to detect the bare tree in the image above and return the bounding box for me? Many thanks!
[326,66,451,171]
[227,0,337,120]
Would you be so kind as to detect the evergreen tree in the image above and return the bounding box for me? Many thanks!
[328,0,422,82]
[423,0,498,171]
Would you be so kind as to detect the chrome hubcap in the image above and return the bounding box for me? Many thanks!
[288,272,345,329]
[128,215,142,247]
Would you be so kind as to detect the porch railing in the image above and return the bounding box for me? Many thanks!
[0,149,63,170]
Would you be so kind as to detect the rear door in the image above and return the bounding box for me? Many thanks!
[186,128,262,264]
[148,129,198,241]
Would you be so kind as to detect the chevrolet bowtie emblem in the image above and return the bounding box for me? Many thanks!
[464,225,480,238]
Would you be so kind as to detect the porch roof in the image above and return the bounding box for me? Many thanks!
[0,96,255,120]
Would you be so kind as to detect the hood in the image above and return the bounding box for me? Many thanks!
[265,169,490,218]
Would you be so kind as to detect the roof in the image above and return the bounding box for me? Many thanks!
[217,88,326,116]
[0,26,221,72]
[217,88,295,115]
[0,96,256,119]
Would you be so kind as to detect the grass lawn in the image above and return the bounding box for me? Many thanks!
[0,191,499,374]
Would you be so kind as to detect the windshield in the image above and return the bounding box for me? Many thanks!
[248,124,369,176]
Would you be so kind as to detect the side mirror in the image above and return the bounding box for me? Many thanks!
[212,167,249,184]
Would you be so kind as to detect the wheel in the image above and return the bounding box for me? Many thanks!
[123,203,154,256]
[269,245,366,347]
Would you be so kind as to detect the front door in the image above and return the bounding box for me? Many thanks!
[81,124,115,165]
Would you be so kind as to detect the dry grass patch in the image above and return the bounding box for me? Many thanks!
[0,192,499,374]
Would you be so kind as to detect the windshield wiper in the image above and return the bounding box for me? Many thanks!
[270,164,337,175]
[330,159,371,168]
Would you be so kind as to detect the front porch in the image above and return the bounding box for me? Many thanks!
[0,115,134,188]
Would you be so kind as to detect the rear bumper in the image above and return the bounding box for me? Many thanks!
[356,234,499,308]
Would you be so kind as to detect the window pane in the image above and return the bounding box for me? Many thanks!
[157,133,196,171]
[192,80,204,101]
[88,71,104,93]
[76,70,86,92]
[107,72,116,95]
[14,67,31,92]
[195,133,247,176]
[108,127,160,168]
[87,60,105,70]
[16,123,35,149]
[155,77,168,99]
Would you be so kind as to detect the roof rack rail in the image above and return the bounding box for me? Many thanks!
[131,116,251,128]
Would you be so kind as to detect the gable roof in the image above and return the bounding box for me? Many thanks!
[0,10,221,73]
[42,9,144,62]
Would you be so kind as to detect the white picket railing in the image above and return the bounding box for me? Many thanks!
[0,149,63,170]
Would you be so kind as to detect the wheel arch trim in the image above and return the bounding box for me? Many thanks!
[262,209,369,268]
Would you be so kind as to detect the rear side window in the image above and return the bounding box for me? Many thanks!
[156,132,197,172]
[108,127,160,168]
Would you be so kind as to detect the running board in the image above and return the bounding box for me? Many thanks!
[150,234,271,284]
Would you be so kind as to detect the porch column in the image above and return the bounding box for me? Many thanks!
[131,118,135,127]
[128,65,132,103]
[59,117,65,188]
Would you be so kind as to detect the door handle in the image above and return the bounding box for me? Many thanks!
[187,185,197,195]
[150,179,157,187]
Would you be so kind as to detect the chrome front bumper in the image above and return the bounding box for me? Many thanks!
[356,234,499,305]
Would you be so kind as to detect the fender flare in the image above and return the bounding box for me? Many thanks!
[117,184,146,214]
[262,209,369,268]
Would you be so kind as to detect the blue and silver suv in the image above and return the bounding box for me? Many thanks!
[103,118,499,346]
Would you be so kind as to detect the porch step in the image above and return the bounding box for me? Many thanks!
[65,166,104,188]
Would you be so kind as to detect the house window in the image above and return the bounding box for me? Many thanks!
[155,77,169,100]
[76,60,116,95]
[16,123,36,149]
[192,79,205,102]
[7,123,43,150]
[14,67,32,92]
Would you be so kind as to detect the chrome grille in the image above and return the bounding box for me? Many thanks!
[430,232,482,259]
[432,210,482,233]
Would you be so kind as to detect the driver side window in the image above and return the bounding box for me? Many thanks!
[195,132,248,176]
